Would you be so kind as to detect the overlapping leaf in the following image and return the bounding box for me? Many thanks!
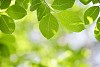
[15,0,29,9]
[0,0,11,9]
[0,15,15,34]
[39,13,59,39]
[6,5,27,20]
[37,3,50,21]
[30,0,41,11]
[51,0,75,10]
[84,6,99,25]
[57,10,85,32]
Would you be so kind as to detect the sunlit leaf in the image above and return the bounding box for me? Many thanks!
[94,17,100,42]
[37,3,50,21]
[39,13,59,39]
[0,15,15,34]
[6,5,27,20]
[30,0,41,11]
[15,0,29,9]
[51,0,75,10]
[80,0,91,5]
[84,6,99,25]
[57,10,85,32]
[0,0,11,9]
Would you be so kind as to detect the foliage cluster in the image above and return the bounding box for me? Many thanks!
[0,0,100,41]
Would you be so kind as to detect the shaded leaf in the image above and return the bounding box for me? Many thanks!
[0,43,10,57]
[30,0,41,11]
[80,0,91,5]
[94,17,100,42]
[84,6,99,25]
[0,15,15,34]
[39,13,59,39]
[15,0,29,9]
[0,34,16,54]
[0,0,11,9]
[6,5,27,20]
[51,0,75,10]
[57,10,85,32]
[92,0,99,4]
[37,3,50,21]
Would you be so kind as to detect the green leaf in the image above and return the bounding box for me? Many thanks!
[57,10,85,32]
[92,0,99,4]
[0,34,16,54]
[94,17,100,42]
[30,0,41,11]
[0,34,15,44]
[37,3,50,21]
[51,0,75,10]
[6,5,27,20]
[15,0,29,9]
[80,0,91,5]
[39,13,59,39]
[84,6,99,25]
[0,43,10,57]
[0,15,15,34]
[0,0,11,9]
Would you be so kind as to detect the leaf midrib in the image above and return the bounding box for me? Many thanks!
[38,5,47,20]
[47,14,50,37]
[1,16,10,32]
[31,2,41,9]
[90,6,98,17]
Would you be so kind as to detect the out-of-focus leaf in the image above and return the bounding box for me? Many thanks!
[0,34,15,44]
[84,6,99,25]
[30,0,41,11]
[32,63,46,67]
[6,5,27,20]
[39,13,59,39]
[57,10,85,32]
[0,43,10,57]
[0,0,11,9]
[92,0,99,4]
[0,34,16,54]
[0,15,15,34]
[94,17,100,42]
[51,0,75,10]
[37,3,50,21]
[15,0,29,9]
[80,0,91,5]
